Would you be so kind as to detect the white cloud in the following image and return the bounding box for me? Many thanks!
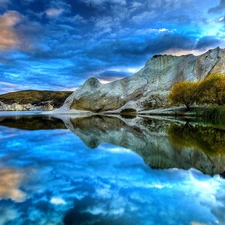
[72,14,87,24]
[218,16,225,22]
[131,11,155,24]
[92,16,121,36]
[45,8,64,17]
[50,197,67,205]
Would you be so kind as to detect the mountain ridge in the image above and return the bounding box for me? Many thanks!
[58,47,225,113]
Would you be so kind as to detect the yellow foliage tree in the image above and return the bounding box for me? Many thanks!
[168,81,199,110]
[198,74,225,106]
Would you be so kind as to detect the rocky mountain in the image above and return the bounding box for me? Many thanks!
[58,47,225,113]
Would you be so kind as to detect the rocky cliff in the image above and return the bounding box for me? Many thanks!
[59,47,225,113]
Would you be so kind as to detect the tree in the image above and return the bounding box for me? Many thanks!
[197,74,225,106]
[168,81,199,110]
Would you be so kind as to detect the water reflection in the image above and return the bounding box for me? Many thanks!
[167,121,225,156]
[0,114,225,224]
[0,115,66,130]
[1,115,225,176]
[61,115,225,176]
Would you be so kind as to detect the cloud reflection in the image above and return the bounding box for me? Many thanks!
[0,118,225,224]
[0,168,26,202]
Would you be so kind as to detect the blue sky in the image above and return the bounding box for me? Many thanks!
[0,0,225,93]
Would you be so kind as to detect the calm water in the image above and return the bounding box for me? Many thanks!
[0,113,225,225]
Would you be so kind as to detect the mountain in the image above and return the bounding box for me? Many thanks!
[58,47,225,113]
[0,90,73,111]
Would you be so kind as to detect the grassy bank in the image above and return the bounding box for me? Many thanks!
[201,106,225,120]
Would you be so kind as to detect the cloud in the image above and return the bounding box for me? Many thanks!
[0,208,19,225]
[92,16,122,36]
[45,8,64,17]
[0,168,26,202]
[50,197,67,205]
[78,0,126,8]
[218,16,225,22]
[0,0,11,8]
[131,10,155,24]
[0,10,22,50]
[71,14,87,24]
[208,0,225,13]
[194,36,222,50]
[0,81,29,94]
[95,70,132,83]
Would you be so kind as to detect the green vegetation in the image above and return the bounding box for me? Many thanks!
[201,106,225,121]
[0,90,73,108]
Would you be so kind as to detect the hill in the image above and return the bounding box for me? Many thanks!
[0,90,73,109]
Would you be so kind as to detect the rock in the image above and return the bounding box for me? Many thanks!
[60,47,225,113]
[42,103,54,111]
[12,103,24,111]
[0,101,54,111]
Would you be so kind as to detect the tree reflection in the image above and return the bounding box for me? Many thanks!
[0,116,66,130]
[167,121,225,156]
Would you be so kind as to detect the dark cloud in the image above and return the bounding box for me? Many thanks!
[194,36,222,50]
[208,0,225,13]
[113,32,197,57]
[96,70,132,82]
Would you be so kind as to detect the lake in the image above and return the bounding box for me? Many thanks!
[0,112,225,225]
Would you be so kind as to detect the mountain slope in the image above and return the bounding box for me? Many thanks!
[59,47,225,113]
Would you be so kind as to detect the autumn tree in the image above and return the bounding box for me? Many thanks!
[197,74,225,106]
[168,81,199,110]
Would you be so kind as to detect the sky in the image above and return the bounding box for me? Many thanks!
[0,0,225,94]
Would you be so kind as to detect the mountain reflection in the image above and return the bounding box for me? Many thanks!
[65,115,225,176]
[1,114,225,176]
